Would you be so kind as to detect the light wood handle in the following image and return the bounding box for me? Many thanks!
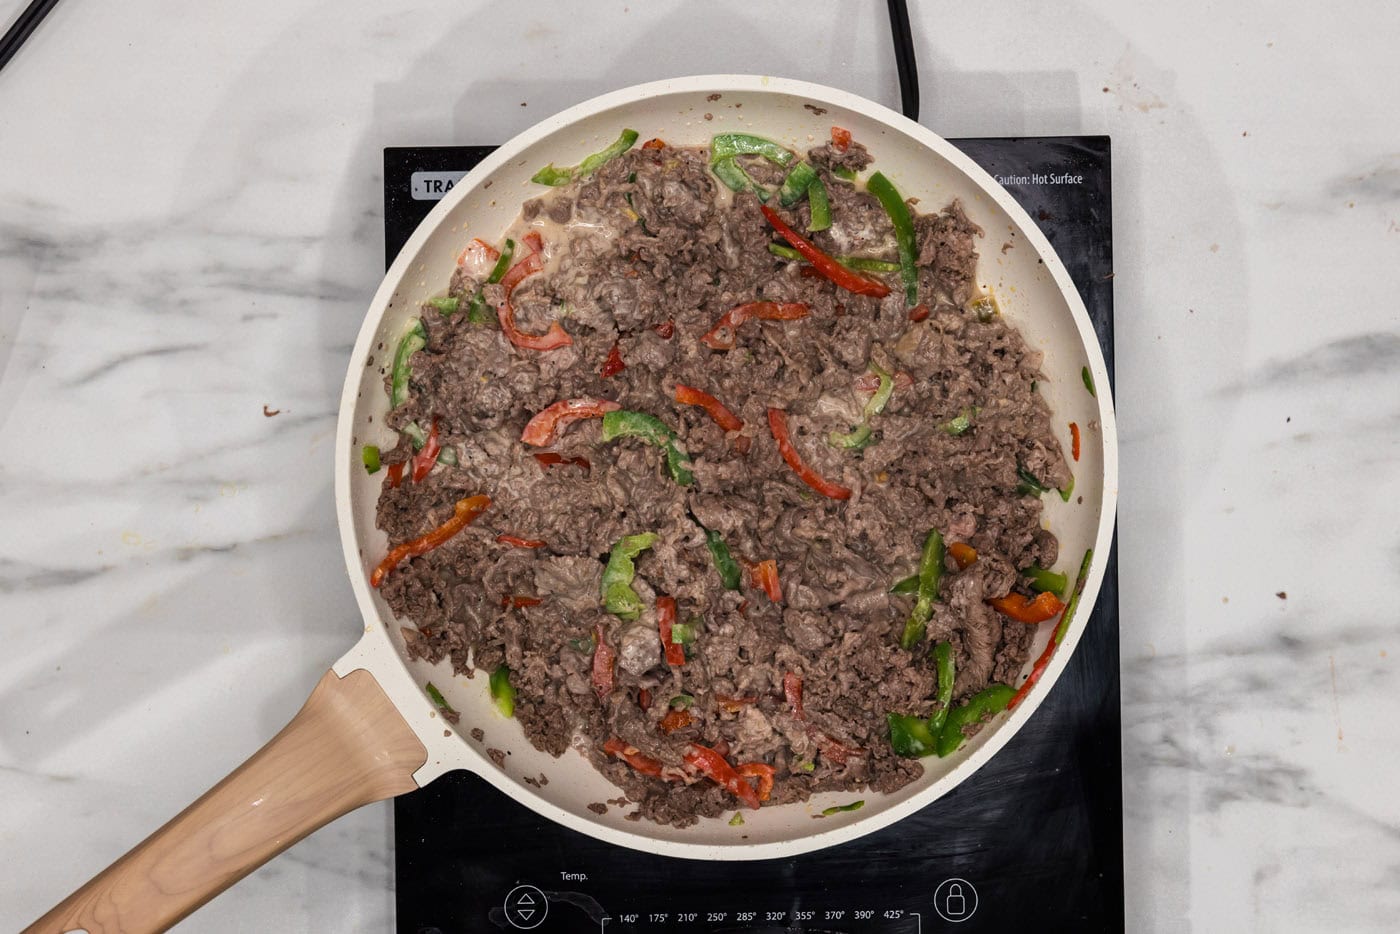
[23,667,427,934]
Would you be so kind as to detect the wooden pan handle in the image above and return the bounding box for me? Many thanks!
[23,667,427,934]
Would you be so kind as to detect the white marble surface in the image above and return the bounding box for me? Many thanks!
[2,1,1398,930]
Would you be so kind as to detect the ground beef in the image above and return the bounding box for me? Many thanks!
[377,137,1068,826]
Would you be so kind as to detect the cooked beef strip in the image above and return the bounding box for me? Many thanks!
[375,139,1069,826]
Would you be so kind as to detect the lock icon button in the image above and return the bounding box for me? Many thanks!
[945,882,967,916]
[933,878,979,923]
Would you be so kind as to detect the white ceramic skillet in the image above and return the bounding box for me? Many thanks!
[26,75,1117,934]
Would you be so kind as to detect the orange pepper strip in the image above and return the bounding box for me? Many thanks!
[658,708,694,734]
[370,495,490,587]
[737,763,776,802]
[1070,421,1082,462]
[496,534,546,549]
[987,591,1065,624]
[751,559,783,603]
[948,542,979,569]
[603,736,664,777]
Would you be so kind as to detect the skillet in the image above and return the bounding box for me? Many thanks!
[25,75,1118,934]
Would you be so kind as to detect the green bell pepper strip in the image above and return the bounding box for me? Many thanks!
[710,133,796,166]
[778,161,819,207]
[1054,549,1094,645]
[600,410,694,486]
[705,529,743,590]
[807,176,831,232]
[390,318,427,408]
[898,529,945,650]
[1059,473,1076,502]
[670,693,694,709]
[425,682,459,722]
[1016,464,1050,496]
[865,172,920,306]
[466,238,515,324]
[829,363,893,450]
[941,407,978,436]
[769,242,804,261]
[820,800,865,815]
[935,684,1015,757]
[670,621,697,644]
[489,665,516,718]
[427,296,460,315]
[841,256,900,273]
[601,532,658,621]
[832,165,857,181]
[362,445,381,474]
[1025,566,1069,599]
[827,423,874,450]
[531,128,639,186]
[729,812,745,826]
[711,157,771,202]
[1082,366,1097,397]
[928,641,956,733]
[889,574,919,595]
[862,363,894,419]
[887,713,939,757]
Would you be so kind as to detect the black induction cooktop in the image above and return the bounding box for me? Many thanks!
[382,136,1120,933]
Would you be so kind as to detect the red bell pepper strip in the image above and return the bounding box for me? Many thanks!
[736,763,776,802]
[497,246,573,351]
[600,342,626,378]
[501,595,543,608]
[657,595,686,667]
[521,398,621,446]
[1008,549,1094,710]
[522,230,545,255]
[760,205,891,299]
[948,542,979,570]
[1070,421,1081,462]
[653,319,675,339]
[370,494,490,587]
[386,462,406,489]
[456,237,499,273]
[674,383,743,432]
[659,708,694,734]
[908,304,930,322]
[700,301,809,350]
[533,451,592,471]
[603,737,664,778]
[684,744,761,810]
[783,672,804,720]
[592,623,616,700]
[830,126,852,152]
[641,137,667,150]
[814,732,861,765]
[409,419,442,483]
[496,534,546,549]
[987,591,1066,624]
[767,408,853,500]
[751,559,782,603]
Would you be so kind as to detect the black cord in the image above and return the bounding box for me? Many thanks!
[0,0,62,74]
[886,0,920,121]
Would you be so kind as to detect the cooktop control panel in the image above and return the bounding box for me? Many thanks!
[481,877,980,931]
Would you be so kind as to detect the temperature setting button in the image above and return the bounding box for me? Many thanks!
[933,877,979,923]
[503,884,548,929]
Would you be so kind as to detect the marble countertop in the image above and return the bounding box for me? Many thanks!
[3,1,1398,930]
